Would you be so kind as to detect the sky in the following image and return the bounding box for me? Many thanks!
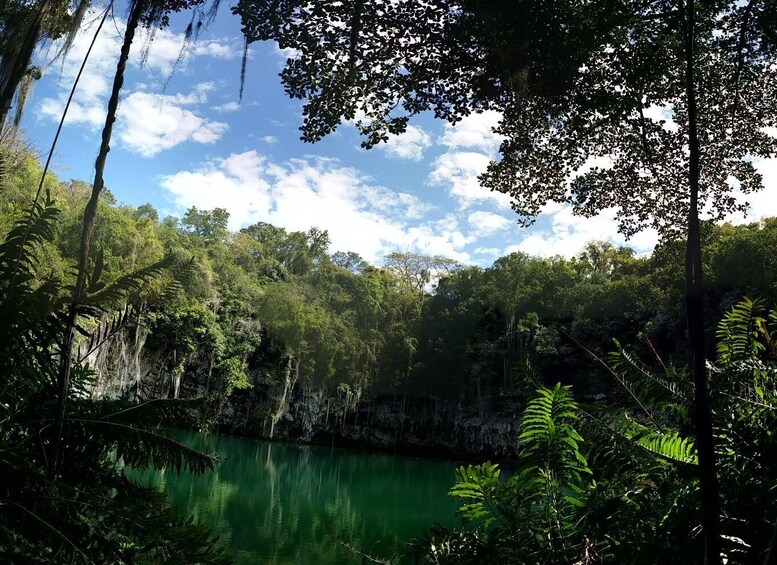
[20,3,777,267]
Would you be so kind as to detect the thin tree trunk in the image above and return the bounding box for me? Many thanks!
[50,0,144,478]
[684,1,721,562]
[269,355,295,438]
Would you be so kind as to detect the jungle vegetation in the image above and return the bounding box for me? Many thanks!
[1,0,776,562]
[2,134,777,562]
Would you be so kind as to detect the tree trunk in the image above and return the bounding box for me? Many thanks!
[684,1,721,562]
[50,0,144,478]
[269,355,296,438]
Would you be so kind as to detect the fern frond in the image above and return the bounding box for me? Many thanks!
[0,194,59,282]
[450,461,502,529]
[68,418,218,475]
[81,254,178,307]
[582,406,697,466]
[630,428,697,465]
[76,303,141,363]
[519,384,590,476]
[716,297,767,365]
[609,340,688,402]
[99,397,207,428]
[563,331,664,429]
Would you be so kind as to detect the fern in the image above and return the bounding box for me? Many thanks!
[716,297,767,365]
[81,252,178,307]
[453,385,593,562]
[0,195,230,562]
[450,461,503,530]
[609,339,689,405]
[583,404,697,468]
[519,383,591,478]
[0,191,59,281]
[629,426,697,465]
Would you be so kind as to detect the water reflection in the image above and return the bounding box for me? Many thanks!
[135,431,460,564]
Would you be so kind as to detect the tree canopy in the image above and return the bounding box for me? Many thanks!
[235,0,776,235]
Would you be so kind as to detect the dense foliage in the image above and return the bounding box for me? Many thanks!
[5,138,777,415]
[2,118,777,560]
[3,0,774,561]
[412,296,777,564]
[0,145,231,561]
[234,2,777,558]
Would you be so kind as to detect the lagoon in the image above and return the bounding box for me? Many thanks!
[137,431,462,564]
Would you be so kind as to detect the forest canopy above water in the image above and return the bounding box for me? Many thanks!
[2,137,776,400]
[3,132,777,564]
[1,0,776,560]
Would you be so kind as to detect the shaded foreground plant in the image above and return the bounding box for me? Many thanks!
[0,195,231,562]
[413,297,777,564]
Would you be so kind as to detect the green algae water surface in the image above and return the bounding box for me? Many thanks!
[136,430,461,564]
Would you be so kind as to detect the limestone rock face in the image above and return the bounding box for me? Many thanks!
[87,330,521,458]
[223,384,521,459]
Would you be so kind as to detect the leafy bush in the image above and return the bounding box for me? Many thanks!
[0,195,230,563]
[416,298,777,564]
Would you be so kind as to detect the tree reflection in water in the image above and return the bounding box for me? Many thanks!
[136,431,460,564]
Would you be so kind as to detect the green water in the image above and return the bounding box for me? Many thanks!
[136,431,461,564]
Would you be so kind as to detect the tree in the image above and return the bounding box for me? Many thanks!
[0,0,80,132]
[331,250,368,273]
[241,222,331,277]
[54,0,221,477]
[183,206,230,242]
[235,2,777,558]
[136,202,160,222]
[383,251,459,292]
[0,164,228,562]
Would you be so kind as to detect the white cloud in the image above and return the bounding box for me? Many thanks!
[403,215,474,263]
[428,151,513,209]
[212,101,240,113]
[643,104,679,132]
[507,205,659,258]
[468,210,511,237]
[274,45,301,64]
[116,87,228,157]
[474,247,501,258]
[429,112,513,210]
[161,151,272,229]
[726,157,777,223]
[438,110,503,153]
[376,124,432,161]
[135,27,240,76]
[161,151,471,263]
[36,10,236,154]
[570,155,614,182]
[191,40,238,60]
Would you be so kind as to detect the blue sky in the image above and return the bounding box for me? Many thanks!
[20,5,777,266]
